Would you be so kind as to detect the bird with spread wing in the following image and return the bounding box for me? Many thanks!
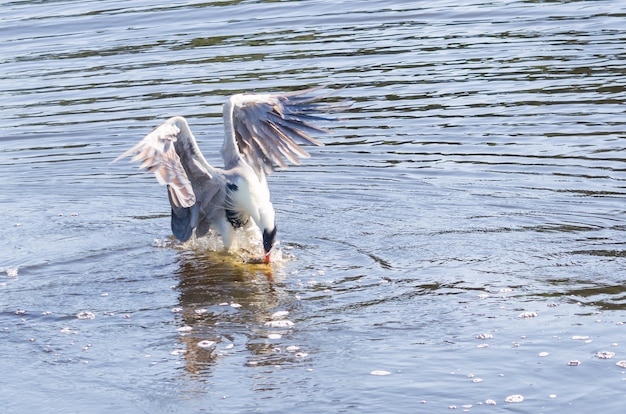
[116,87,345,263]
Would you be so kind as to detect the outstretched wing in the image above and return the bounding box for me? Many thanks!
[115,116,214,209]
[221,87,343,178]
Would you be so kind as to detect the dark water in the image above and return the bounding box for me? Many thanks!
[2,0,626,412]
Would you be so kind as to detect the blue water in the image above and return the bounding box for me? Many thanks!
[1,0,626,412]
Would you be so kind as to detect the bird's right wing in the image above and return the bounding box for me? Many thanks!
[115,116,215,209]
[220,87,345,178]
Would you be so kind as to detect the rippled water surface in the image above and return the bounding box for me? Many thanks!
[2,0,626,412]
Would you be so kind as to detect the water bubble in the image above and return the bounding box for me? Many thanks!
[267,333,282,340]
[567,360,582,366]
[476,344,490,349]
[370,370,391,376]
[177,325,192,333]
[285,345,300,352]
[485,399,497,405]
[475,333,493,340]
[518,311,538,318]
[549,394,557,399]
[197,340,216,349]
[615,360,626,368]
[171,307,183,313]
[6,268,18,278]
[571,335,590,341]
[76,311,95,320]
[538,352,550,357]
[472,378,483,383]
[596,351,615,359]
[505,394,524,403]
[294,352,308,358]
[230,303,242,308]
[194,308,208,315]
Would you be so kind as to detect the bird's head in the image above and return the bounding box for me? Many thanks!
[262,227,277,263]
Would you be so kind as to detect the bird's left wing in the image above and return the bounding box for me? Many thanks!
[221,87,344,177]
[115,116,214,209]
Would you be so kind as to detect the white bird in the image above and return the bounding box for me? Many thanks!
[116,88,344,263]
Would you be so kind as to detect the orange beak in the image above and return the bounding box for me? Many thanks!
[264,251,271,264]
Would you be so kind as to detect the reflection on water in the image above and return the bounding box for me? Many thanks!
[173,249,295,376]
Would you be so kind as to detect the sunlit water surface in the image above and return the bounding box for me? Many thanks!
[1,0,626,412]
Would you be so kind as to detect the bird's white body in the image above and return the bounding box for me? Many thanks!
[220,161,274,253]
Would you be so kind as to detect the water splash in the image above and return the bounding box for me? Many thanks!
[153,225,286,264]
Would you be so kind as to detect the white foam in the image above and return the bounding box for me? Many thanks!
[3,267,18,278]
[76,311,96,320]
[505,394,524,403]
[264,320,294,328]
[197,340,216,349]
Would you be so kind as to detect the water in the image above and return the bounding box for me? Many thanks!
[1,0,626,412]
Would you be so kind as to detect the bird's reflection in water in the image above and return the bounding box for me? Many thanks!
[173,248,298,376]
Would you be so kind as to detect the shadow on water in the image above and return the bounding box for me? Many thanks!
[172,249,299,376]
